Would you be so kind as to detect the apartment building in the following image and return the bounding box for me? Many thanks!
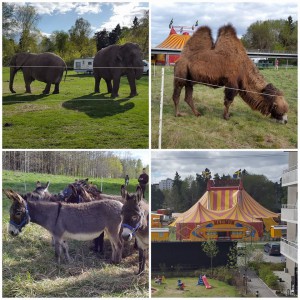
[159,178,174,190]
[281,151,298,295]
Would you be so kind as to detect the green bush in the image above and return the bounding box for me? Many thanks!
[265,273,279,289]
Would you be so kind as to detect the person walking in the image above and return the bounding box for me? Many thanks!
[125,174,129,186]
[138,168,149,198]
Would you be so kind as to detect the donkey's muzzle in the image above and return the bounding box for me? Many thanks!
[122,229,133,241]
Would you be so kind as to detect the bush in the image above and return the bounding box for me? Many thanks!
[265,273,279,289]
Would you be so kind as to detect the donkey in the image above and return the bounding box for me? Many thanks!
[22,181,60,202]
[4,189,123,264]
[121,185,149,275]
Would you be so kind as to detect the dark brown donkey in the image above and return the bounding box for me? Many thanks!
[4,189,123,264]
[121,185,149,274]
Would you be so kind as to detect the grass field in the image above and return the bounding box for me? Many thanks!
[151,66,297,149]
[151,277,240,297]
[2,171,149,297]
[2,68,149,149]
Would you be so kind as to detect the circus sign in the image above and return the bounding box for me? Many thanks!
[213,220,235,225]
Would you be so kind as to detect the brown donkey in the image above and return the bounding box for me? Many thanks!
[4,189,123,264]
[121,185,149,274]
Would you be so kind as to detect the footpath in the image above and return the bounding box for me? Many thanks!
[240,268,277,297]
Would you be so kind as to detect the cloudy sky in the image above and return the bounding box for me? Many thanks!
[15,2,148,36]
[151,1,298,47]
[151,151,290,184]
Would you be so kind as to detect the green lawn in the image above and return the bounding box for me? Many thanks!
[3,68,149,149]
[151,277,240,297]
[151,66,297,149]
[2,170,149,297]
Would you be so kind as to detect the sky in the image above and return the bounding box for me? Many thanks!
[114,150,150,167]
[13,2,148,36]
[151,1,298,47]
[151,151,290,184]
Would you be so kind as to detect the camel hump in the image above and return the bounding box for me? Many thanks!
[217,24,237,38]
[182,25,213,54]
[214,24,243,52]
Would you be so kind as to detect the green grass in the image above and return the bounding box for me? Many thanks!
[151,66,297,149]
[151,277,240,297]
[3,68,149,149]
[2,170,149,297]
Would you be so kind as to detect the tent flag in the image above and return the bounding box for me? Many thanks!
[169,18,174,29]
[233,169,242,179]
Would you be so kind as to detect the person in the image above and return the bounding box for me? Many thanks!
[125,174,129,186]
[275,58,279,70]
[138,168,149,198]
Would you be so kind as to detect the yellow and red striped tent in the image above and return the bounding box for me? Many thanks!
[171,186,279,239]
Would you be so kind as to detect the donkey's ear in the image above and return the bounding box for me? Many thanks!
[3,189,24,203]
[36,181,41,187]
[136,185,143,202]
[45,182,50,189]
[69,184,77,195]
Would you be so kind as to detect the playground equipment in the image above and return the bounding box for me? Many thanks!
[202,275,212,289]
[154,275,166,285]
[197,275,204,285]
[177,279,186,290]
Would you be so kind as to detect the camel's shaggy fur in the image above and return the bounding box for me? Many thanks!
[173,24,288,123]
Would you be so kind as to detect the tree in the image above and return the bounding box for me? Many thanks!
[69,18,95,57]
[2,3,17,38]
[15,4,40,52]
[108,24,122,45]
[52,31,69,56]
[151,185,165,210]
[202,240,219,277]
[94,29,110,51]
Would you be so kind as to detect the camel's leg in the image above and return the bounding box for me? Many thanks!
[223,86,238,120]
[184,83,200,117]
[172,79,184,117]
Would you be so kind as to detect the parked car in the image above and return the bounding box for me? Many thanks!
[143,60,149,75]
[264,242,281,256]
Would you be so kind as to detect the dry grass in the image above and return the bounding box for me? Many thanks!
[2,171,149,297]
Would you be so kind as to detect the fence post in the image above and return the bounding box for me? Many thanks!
[158,67,165,149]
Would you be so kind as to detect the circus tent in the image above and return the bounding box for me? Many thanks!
[153,27,191,65]
[171,179,279,241]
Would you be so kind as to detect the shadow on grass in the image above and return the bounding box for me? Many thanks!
[3,93,49,105]
[62,93,135,118]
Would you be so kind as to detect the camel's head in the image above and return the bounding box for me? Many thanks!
[263,84,288,124]
[271,95,288,124]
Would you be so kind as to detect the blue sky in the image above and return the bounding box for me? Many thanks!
[151,1,298,47]
[14,2,148,36]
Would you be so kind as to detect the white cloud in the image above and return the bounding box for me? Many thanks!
[96,2,148,32]
[74,3,102,15]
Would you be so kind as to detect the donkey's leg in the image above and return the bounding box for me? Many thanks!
[54,239,63,264]
[61,240,71,262]
[137,248,146,275]
[223,86,238,120]
[105,227,123,264]
[184,83,200,117]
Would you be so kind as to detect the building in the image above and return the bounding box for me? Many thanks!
[281,151,298,295]
[159,178,174,190]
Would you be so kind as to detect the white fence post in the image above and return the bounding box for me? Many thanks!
[158,68,165,149]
